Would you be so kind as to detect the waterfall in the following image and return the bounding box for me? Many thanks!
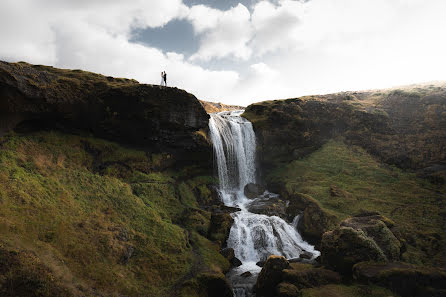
[209,110,319,297]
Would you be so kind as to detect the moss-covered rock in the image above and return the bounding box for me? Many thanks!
[276,282,300,297]
[353,261,446,297]
[282,263,341,289]
[0,61,211,167]
[341,213,401,261]
[285,193,337,243]
[255,255,290,297]
[207,212,234,247]
[320,227,387,275]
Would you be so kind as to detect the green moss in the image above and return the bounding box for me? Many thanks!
[269,139,446,266]
[0,131,224,297]
[300,284,398,297]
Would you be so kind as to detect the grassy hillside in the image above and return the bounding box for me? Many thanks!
[0,131,228,297]
[267,139,446,267]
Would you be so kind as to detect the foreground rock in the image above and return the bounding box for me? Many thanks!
[353,261,446,297]
[320,227,387,275]
[341,212,401,261]
[181,272,234,297]
[255,257,343,297]
[255,256,290,297]
[320,212,403,275]
[0,61,210,162]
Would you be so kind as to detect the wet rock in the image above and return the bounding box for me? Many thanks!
[299,251,313,260]
[256,260,266,267]
[255,255,289,297]
[208,212,233,247]
[353,261,446,297]
[282,263,341,289]
[320,227,387,275]
[341,213,401,261]
[244,183,266,199]
[246,196,288,219]
[220,248,242,267]
[197,272,234,297]
[240,271,252,278]
[277,282,300,297]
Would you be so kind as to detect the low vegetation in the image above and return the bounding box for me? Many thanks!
[267,139,446,266]
[0,131,227,297]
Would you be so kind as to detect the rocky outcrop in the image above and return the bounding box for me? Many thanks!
[0,61,210,164]
[244,183,266,199]
[320,227,387,275]
[243,86,446,176]
[220,248,242,268]
[207,212,234,247]
[255,256,290,297]
[199,100,244,113]
[255,259,343,297]
[282,263,341,289]
[285,193,337,243]
[353,261,446,297]
[340,212,401,261]
[320,213,404,275]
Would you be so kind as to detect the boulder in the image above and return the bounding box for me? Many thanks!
[244,183,266,199]
[246,196,288,219]
[240,271,252,278]
[286,193,337,243]
[353,261,446,297]
[220,248,242,267]
[255,255,290,297]
[320,227,387,275]
[277,282,300,297]
[197,272,234,297]
[282,263,341,289]
[341,213,401,261]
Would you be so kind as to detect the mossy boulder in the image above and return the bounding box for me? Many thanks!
[353,261,446,297]
[285,193,337,243]
[341,213,401,261]
[282,262,341,289]
[277,282,300,297]
[255,255,290,297]
[320,227,387,275]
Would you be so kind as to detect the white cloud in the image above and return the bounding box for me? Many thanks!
[0,0,239,101]
[1,0,446,107]
[188,4,253,61]
[250,0,303,55]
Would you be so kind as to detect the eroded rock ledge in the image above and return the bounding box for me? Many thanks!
[0,61,210,162]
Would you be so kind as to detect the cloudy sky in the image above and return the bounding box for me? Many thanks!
[1,0,445,105]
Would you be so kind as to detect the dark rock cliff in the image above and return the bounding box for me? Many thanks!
[0,61,211,166]
[243,86,446,182]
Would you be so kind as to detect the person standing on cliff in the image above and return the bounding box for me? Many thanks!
[160,71,165,86]
[163,71,167,87]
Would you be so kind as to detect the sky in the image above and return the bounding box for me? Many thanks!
[1,0,445,106]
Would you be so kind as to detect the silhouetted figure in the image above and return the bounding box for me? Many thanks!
[160,71,165,86]
[163,71,167,87]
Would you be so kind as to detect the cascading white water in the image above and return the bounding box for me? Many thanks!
[209,110,319,297]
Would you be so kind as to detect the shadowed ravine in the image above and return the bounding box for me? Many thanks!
[209,110,319,297]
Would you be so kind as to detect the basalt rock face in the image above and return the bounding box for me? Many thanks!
[0,61,210,165]
[243,86,446,178]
